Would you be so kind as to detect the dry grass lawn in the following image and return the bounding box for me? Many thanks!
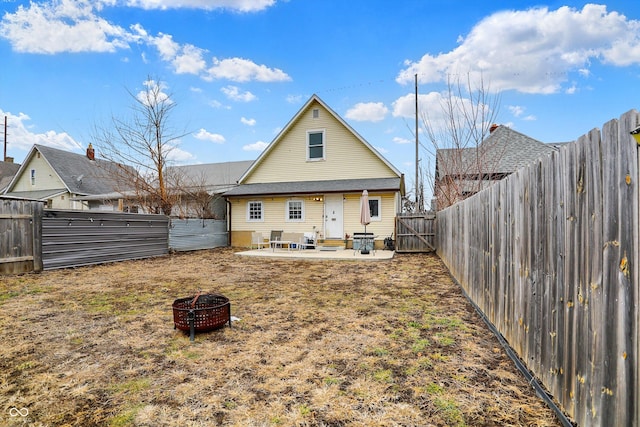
[1,248,562,426]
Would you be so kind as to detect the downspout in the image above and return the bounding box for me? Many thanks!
[226,198,232,247]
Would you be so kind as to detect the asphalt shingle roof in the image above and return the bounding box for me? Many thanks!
[33,144,131,196]
[169,160,254,193]
[223,177,402,197]
[436,126,557,178]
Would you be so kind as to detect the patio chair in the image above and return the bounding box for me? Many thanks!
[250,232,266,250]
[269,230,283,250]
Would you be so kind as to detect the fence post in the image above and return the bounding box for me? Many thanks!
[32,202,43,272]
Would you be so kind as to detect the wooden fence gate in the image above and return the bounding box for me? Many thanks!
[0,198,43,274]
[394,213,436,253]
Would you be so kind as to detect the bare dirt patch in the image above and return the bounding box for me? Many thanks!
[1,248,562,426]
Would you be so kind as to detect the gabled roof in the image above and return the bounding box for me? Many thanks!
[436,126,557,178]
[168,160,253,194]
[237,94,401,183]
[4,144,130,197]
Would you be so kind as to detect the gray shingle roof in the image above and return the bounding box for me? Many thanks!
[224,177,402,197]
[169,160,254,194]
[436,126,557,178]
[0,161,20,192]
[32,144,131,196]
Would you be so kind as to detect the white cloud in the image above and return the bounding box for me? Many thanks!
[147,32,207,75]
[243,140,269,151]
[136,79,174,106]
[508,105,525,117]
[125,0,276,12]
[206,57,291,82]
[286,94,304,104]
[241,117,256,126]
[166,145,195,163]
[392,91,491,132]
[397,4,640,94]
[345,102,389,122]
[1,110,82,153]
[221,86,257,102]
[194,129,226,144]
[392,92,448,119]
[393,136,412,144]
[0,0,133,54]
[0,1,291,85]
[509,105,536,121]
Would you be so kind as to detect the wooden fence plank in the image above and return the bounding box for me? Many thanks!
[435,109,639,426]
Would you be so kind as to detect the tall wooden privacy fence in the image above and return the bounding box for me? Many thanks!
[436,110,639,426]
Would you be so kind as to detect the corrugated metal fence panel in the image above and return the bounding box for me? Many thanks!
[169,219,228,252]
[42,209,169,270]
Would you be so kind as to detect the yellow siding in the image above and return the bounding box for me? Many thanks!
[229,192,397,246]
[342,192,396,239]
[245,100,397,184]
[10,152,88,209]
[12,155,65,192]
[230,196,325,234]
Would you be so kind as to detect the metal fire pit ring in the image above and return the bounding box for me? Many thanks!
[172,293,231,341]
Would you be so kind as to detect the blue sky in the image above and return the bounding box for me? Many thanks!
[1,0,639,198]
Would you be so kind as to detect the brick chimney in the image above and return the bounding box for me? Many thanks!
[489,124,499,133]
[86,143,95,160]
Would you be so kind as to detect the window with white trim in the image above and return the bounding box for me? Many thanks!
[30,169,36,185]
[307,130,325,160]
[286,200,304,222]
[369,197,382,221]
[247,201,263,222]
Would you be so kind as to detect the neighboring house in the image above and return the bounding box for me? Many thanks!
[224,94,405,248]
[168,160,253,219]
[0,160,20,193]
[3,144,134,210]
[433,125,559,210]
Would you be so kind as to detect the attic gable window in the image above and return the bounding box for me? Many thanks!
[30,169,36,185]
[307,130,325,161]
[312,108,319,119]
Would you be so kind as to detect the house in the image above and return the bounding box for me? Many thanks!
[0,160,20,193]
[168,160,253,219]
[433,124,560,210]
[3,144,134,210]
[224,94,405,248]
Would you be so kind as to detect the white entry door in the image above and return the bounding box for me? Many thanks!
[324,194,343,239]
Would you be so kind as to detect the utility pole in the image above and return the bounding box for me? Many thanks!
[3,116,7,162]
[414,74,420,212]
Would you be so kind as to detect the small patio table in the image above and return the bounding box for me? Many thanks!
[270,239,292,251]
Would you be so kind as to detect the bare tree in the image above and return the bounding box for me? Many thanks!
[420,73,502,210]
[92,77,187,215]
